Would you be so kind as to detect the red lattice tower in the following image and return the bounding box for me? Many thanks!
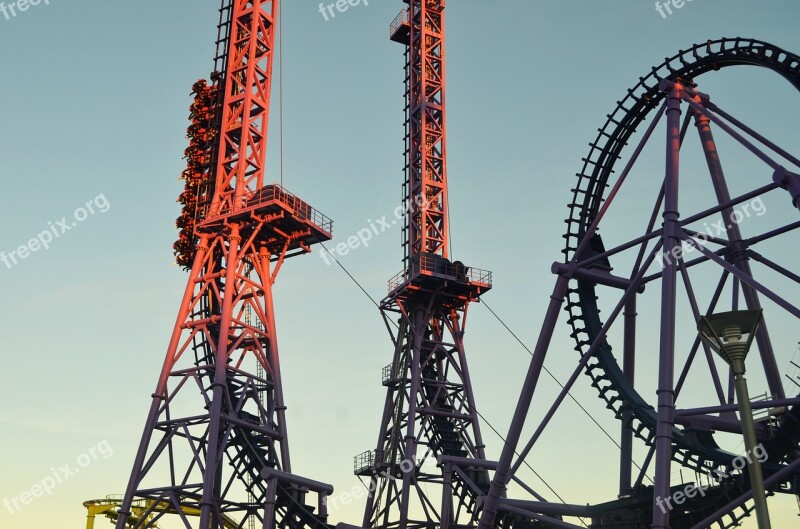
[115,2,334,528]
[355,3,493,529]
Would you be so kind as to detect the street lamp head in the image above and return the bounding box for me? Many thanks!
[697,310,763,369]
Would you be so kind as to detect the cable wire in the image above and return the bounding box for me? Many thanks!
[480,300,654,486]
[321,251,589,525]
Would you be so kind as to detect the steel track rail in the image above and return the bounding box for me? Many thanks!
[563,38,800,528]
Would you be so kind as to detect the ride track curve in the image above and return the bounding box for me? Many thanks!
[562,37,800,528]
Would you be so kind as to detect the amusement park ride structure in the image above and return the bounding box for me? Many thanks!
[86,1,800,528]
[353,2,493,529]
[109,1,335,528]
[475,38,800,529]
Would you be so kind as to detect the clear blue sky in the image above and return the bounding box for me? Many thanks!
[1,1,799,528]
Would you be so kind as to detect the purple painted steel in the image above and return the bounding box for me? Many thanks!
[619,295,636,497]
[199,224,242,529]
[688,457,800,529]
[748,249,800,283]
[676,88,784,171]
[674,267,728,405]
[631,182,666,274]
[569,101,669,267]
[683,235,800,319]
[672,414,765,435]
[681,182,780,225]
[551,262,645,292]
[500,499,592,517]
[695,109,785,399]
[358,3,493,529]
[575,227,665,271]
[709,105,800,168]
[510,244,662,476]
[774,168,800,209]
[114,2,335,528]
[633,445,656,490]
[509,474,548,503]
[745,219,800,245]
[650,81,683,529]
[476,275,569,529]
[676,397,800,416]
[441,36,800,529]
[115,237,211,526]
[495,503,586,529]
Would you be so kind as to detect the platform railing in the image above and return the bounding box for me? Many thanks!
[354,449,377,474]
[387,256,493,293]
[201,184,333,234]
[389,9,409,39]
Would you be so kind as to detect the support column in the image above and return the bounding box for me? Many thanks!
[652,82,682,529]
[398,307,426,529]
[694,111,784,399]
[478,275,570,529]
[200,224,242,529]
[619,295,637,497]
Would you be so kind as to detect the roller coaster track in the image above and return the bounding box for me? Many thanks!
[563,38,800,528]
[83,497,240,529]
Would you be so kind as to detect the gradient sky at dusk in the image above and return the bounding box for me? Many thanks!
[1,1,799,527]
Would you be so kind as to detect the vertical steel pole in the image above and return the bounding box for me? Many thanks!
[651,83,682,529]
[477,274,570,529]
[619,295,637,497]
[200,225,242,529]
[363,316,407,528]
[258,243,292,472]
[731,357,772,529]
[441,462,453,529]
[399,308,426,529]
[263,477,278,529]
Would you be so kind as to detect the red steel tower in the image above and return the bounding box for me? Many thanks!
[115,2,334,528]
[354,2,493,529]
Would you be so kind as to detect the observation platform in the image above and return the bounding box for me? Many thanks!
[389,8,410,45]
[353,449,407,479]
[383,252,492,308]
[196,184,333,256]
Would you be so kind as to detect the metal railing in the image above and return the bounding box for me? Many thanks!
[389,9,409,39]
[387,269,410,293]
[382,363,396,384]
[354,449,376,473]
[251,184,333,233]
[202,184,333,234]
[387,255,493,293]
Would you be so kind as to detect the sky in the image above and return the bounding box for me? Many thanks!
[0,1,799,528]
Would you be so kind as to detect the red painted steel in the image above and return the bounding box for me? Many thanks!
[209,0,278,217]
[399,0,449,266]
[115,2,333,528]
[358,3,493,529]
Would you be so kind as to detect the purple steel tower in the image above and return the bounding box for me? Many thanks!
[354,2,493,529]
[475,38,800,529]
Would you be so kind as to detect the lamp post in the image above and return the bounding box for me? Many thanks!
[698,309,772,529]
